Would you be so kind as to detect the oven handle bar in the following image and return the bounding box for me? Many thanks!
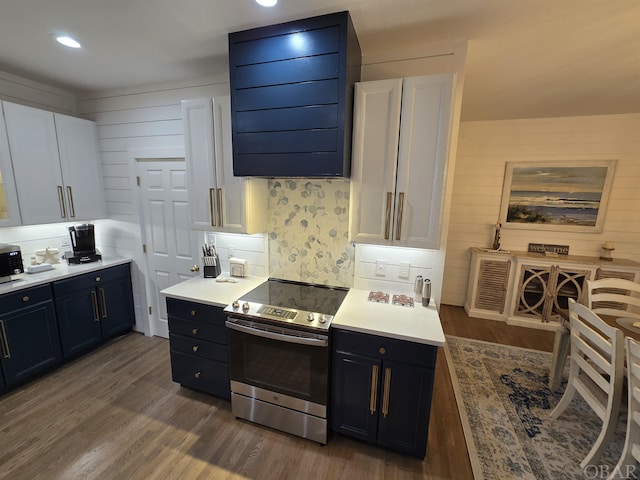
[226,320,328,347]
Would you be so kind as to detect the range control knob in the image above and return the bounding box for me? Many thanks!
[232,300,240,309]
[242,302,250,312]
[306,313,315,322]
[319,314,329,324]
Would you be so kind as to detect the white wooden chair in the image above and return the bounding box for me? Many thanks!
[548,277,640,391]
[607,336,640,480]
[549,298,625,469]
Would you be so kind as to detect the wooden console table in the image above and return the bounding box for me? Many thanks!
[464,248,640,331]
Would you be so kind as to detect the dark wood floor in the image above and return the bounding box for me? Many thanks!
[0,305,555,480]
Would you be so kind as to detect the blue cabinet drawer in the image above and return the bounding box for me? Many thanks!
[166,298,226,327]
[0,284,52,311]
[170,350,230,399]
[332,329,437,369]
[53,263,130,297]
[169,333,228,363]
[168,316,227,345]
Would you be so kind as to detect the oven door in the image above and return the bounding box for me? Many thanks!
[226,317,329,409]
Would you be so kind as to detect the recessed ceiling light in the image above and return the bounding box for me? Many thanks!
[53,34,82,49]
[256,0,277,6]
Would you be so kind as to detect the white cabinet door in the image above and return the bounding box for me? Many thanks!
[349,75,454,249]
[349,79,402,245]
[3,101,65,225]
[395,74,454,249]
[183,98,217,230]
[54,113,105,221]
[183,97,267,234]
[0,104,21,226]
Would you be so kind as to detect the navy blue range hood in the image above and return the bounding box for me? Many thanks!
[228,11,361,177]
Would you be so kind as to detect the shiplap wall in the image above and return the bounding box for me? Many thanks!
[0,70,76,114]
[442,114,640,306]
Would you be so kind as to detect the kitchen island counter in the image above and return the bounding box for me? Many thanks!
[160,274,268,308]
[332,288,445,347]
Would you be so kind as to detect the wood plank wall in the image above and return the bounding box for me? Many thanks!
[0,70,76,114]
[442,114,640,306]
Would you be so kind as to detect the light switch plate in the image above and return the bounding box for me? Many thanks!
[399,261,411,278]
[375,259,387,276]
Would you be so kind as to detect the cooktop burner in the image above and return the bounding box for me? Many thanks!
[224,278,349,331]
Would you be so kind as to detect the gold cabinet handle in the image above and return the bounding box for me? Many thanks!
[190,265,200,272]
[395,192,405,241]
[91,291,99,322]
[370,364,379,414]
[57,185,66,218]
[217,188,223,227]
[67,186,76,218]
[209,188,217,226]
[190,310,197,317]
[192,345,199,352]
[384,192,393,240]
[382,367,392,418]
[191,328,199,335]
[22,296,29,302]
[194,371,202,379]
[99,288,107,318]
[0,320,11,359]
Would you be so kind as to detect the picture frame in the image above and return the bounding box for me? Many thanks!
[498,160,617,233]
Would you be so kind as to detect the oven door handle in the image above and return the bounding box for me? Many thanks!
[226,320,328,347]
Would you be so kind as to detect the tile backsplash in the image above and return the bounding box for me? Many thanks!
[268,178,354,287]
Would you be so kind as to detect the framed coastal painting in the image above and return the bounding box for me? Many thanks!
[498,160,617,233]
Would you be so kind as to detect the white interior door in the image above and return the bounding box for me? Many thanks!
[137,158,199,338]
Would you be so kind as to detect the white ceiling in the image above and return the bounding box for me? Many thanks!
[1,0,639,121]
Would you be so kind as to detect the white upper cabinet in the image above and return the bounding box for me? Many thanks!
[0,104,21,226]
[182,97,267,234]
[2,101,105,225]
[349,74,454,249]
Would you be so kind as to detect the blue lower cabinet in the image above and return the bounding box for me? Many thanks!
[167,298,230,400]
[53,264,134,359]
[331,329,437,458]
[0,284,62,387]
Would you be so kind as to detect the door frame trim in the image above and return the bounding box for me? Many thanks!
[128,146,185,338]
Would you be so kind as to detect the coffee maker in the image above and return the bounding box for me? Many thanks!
[66,224,102,264]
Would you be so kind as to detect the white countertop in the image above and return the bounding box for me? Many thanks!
[332,288,445,347]
[162,277,445,346]
[0,256,132,295]
[160,274,269,307]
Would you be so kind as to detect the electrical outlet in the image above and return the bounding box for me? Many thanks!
[228,245,235,258]
[60,235,70,248]
[399,261,411,278]
[375,259,387,276]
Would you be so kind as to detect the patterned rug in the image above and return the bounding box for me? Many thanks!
[444,335,626,480]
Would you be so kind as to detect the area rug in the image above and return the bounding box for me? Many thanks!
[444,335,625,480]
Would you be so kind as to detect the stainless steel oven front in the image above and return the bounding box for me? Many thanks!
[226,316,330,444]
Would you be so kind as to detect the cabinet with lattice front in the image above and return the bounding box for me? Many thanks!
[464,249,514,321]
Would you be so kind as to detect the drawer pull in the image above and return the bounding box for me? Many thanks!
[91,291,100,321]
[99,288,108,318]
[190,310,197,316]
[192,328,199,335]
[0,320,11,358]
[95,276,101,282]
[370,364,379,414]
[379,347,386,355]
[194,371,202,379]
[192,345,199,352]
[382,367,392,418]
[22,296,29,302]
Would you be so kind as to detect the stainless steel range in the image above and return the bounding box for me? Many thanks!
[224,278,348,444]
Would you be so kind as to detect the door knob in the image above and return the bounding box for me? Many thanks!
[190,265,200,272]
